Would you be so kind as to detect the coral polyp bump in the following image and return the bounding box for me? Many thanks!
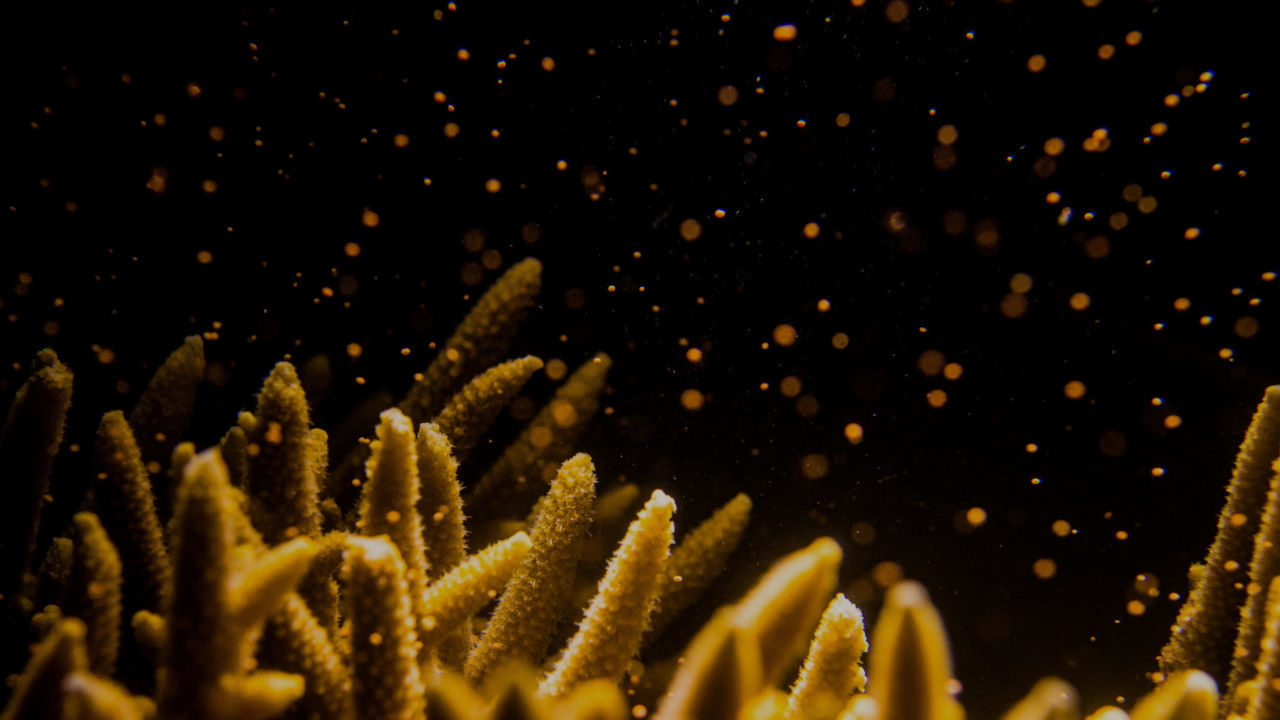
[2,258,1279,720]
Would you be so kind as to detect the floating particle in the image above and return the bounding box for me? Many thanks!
[456,48,471,61]
[836,112,851,127]
[872,561,903,587]
[444,122,460,138]
[831,333,850,349]
[801,453,829,480]
[1125,30,1143,45]
[1044,137,1065,155]
[1000,293,1029,319]
[1098,43,1116,59]
[717,85,739,106]
[679,218,702,241]
[966,507,987,527]
[796,395,819,417]
[772,24,798,42]
[1064,381,1087,399]
[1164,415,1182,429]
[1126,600,1146,616]
[1184,227,1201,240]
[344,242,361,257]
[346,343,362,359]
[1010,273,1033,294]
[780,375,802,398]
[541,56,556,71]
[1033,558,1057,579]
[844,423,864,445]
[1027,54,1047,72]
[773,324,797,346]
[685,348,703,363]
[1069,292,1091,310]
[209,126,225,141]
[545,358,568,381]
[485,178,502,193]
[884,0,909,23]
[1173,297,1191,311]
[973,220,999,252]
[145,169,168,193]
[816,299,831,312]
[393,133,410,147]
[943,362,963,380]
[1234,317,1259,338]
[361,209,380,228]
[1084,235,1111,259]
[917,349,945,376]
[926,389,947,408]
[1052,520,1072,537]
[937,124,958,144]
[802,222,821,238]
[1099,431,1127,456]
[680,388,704,411]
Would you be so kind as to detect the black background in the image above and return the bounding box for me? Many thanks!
[0,1,1271,716]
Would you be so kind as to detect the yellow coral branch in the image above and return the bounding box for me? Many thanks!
[419,531,532,650]
[649,493,752,642]
[416,421,466,579]
[866,581,963,720]
[468,353,611,517]
[654,607,763,720]
[399,257,543,426]
[159,448,313,720]
[1162,386,1280,683]
[244,362,322,544]
[734,537,842,686]
[998,678,1079,720]
[62,672,156,720]
[91,411,169,614]
[465,453,597,683]
[70,512,123,677]
[359,408,431,647]
[343,535,426,720]
[0,617,88,720]
[1130,670,1216,720]
[434,355,544,460]
[541,490,675,698]
[785,593,868,720]
[128,335,205,514]
[0,349,73,600]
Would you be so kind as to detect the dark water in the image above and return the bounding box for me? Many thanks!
[1,2,1270,716]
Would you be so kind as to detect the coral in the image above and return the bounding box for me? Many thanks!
[1,257,1274,720]
[0,349,73,603]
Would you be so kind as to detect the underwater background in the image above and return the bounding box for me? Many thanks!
[0,2,1270,717]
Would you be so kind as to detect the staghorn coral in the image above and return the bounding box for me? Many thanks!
[0,258,1276,720]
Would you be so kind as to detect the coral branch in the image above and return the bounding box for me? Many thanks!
[91,411,169,614]
[541,490,675,697]
[0,349,73,600]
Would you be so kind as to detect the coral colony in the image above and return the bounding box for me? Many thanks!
[1,258,1278,720]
